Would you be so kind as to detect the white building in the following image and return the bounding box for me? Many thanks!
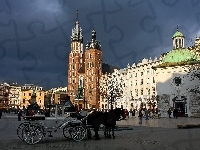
[21,84,43,91]
[9,83,21,108]
[100,27,200,117]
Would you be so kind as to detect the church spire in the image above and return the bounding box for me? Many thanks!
[71,10,83,43]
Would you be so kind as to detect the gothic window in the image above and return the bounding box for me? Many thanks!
[23,99,25,103]
[89,53,92,59]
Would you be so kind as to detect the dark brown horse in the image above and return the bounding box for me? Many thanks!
[103,108,125,139]
[86,108,125,140]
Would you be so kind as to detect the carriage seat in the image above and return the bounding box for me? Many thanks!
[23,115,45,121]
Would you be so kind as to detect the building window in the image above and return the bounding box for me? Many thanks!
[72,72,75,77]
[153,77,155,83]
[147,88,150,95]
[40,100,41,103]
[89,53,92,59]
[141,79,143,85]
[72,65,75,70]
[135,73,137,77]
[147,78,150,84]
[135,80,137,86]
[135,89,138,96]
[23,99,25,103]
[141,89,143,95]
[147,70,149,74]
[40,93,41,96]
[24,93,25,96]
[152,87,155,94]
[29,93,31,96]
[72,58,74,63]
[141,72,143,76]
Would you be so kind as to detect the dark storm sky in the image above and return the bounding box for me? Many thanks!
[0,0,200,90]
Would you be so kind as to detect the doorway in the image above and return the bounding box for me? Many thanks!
[175,102,185,117]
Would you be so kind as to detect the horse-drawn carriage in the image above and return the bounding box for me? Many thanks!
[17,102,87,144]
[17,101,125,145]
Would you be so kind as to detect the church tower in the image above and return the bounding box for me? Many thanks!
[68,10,84,104]
[84,29,102,109]
[172,26,185,49]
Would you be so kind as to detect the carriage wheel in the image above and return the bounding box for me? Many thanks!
[63,126,72,138]
[70,126,86,142]
[17,122,30,141]
[22,124,44,145]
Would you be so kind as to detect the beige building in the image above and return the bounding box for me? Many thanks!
[20,84,45,108]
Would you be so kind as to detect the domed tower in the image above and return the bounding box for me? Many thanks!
[68,10,84,104]
[172,26,185,49]
[84,29,102,109]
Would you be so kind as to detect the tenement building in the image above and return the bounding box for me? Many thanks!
[100,27,200,117]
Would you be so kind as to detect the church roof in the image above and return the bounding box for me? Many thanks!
[162,48,197,63]
[172,31,184,39]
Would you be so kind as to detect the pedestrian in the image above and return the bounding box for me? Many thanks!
[167,108,172,118]
[138,109,143,124]
[124,109,129,119]
[173,108,178,119]
[129,109,133,117]
[0,109,2,119]
[132,109,136,117]
[18,110,22,121]
[145,108,149,120]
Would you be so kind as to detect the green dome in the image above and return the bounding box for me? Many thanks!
[172,31,184,38]
[163,48,197,63]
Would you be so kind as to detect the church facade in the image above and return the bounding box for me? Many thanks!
[67,15,102,109]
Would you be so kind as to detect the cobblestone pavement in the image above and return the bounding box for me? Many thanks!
[1,113,200,150]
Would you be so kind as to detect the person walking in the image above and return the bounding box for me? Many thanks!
[167,108,172,118]
[145,108,149,120]
[0,109,2,119]
[138,109,143,124]
[173,108,178,119]
[18,109,22,121]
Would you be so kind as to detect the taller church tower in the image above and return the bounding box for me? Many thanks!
[67,11,84,104]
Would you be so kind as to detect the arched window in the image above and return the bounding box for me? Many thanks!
[175,39,178,48]
[102,104,104,109]
[179,39,182,48]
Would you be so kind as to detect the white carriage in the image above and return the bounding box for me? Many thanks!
[17,102,87,145]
